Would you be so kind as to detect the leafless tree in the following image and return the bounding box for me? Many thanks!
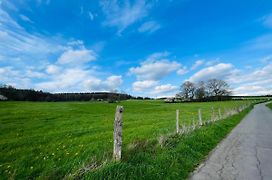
[195,81,206,100]
[180,81,196,100]
[206,79,231,97]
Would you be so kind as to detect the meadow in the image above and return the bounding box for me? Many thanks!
[0,100,253,179]
[266,102,272,109]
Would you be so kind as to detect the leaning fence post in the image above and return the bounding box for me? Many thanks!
[113,105,124,161]
[176,109,179,134]
[198,109,203,126]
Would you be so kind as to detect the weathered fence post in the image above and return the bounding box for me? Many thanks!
[113,105,124,161]
[198,109,203,126]
[176,109,179,134]
[192,118,196,130]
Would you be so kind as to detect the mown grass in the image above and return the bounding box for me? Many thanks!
[0,100,252,179]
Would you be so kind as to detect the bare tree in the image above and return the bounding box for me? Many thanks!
[180,81,196,100]
[195,81,206,100]
[206,79,231,97]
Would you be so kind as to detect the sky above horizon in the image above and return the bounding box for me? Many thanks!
[0,0,272,97]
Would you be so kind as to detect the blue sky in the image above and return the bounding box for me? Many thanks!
[0,0,272,97]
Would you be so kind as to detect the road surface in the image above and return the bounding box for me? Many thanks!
[191,102,272,180]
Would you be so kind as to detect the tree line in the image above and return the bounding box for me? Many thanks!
[0,85,142,102]
[177,79,232,101]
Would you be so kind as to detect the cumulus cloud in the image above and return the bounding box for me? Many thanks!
[129,53,181,81]
[100,0,151,33]
[188,62,272,96]
[138,20,161,33]
[46,65,60,74]
[233,85,272,96]
[36,68,123,92]
[153,84,177,94]
[57,49,96,65]
[132,80,158,91]
[188,63,235,82]
[0,66,31,88]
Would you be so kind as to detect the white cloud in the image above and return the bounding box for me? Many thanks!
[100,0,151,34]
[25,69,46,78]
[177,67,188,75]
[153,84,177,94]
[104,75,123,90]
[138,20,161,33]
[245,33,272,51]
[233,85,272,96]
[57,49,96,65]
[262,13,272,28]
[46,65,60,74]
[0,66,31,88]
[261,55,272,64]
[0,5,121,93]
[88,11,95,21]
[129,53,181,80]
[36,68,123,92]
[188,63,234,82]
[132,80,158,92]
[0,6,66,67]
[191,59,204,70]
[188,62,272,96]
[19,14,33,23]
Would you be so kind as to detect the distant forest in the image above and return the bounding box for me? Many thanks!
[0,85,271,102]
[0,85,150,102]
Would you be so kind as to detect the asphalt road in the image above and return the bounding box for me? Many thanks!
[191,102,272,180]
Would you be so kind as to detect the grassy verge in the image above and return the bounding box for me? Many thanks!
[266,102,272,109]
[83,105,253,179]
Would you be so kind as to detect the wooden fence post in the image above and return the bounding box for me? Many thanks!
[176,109,179,134]
[192,118,196,130]
[198,109,203,126]
[113,105,124,161]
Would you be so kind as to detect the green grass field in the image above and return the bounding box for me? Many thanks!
[0,100,253,179]
[266,102,272,109]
